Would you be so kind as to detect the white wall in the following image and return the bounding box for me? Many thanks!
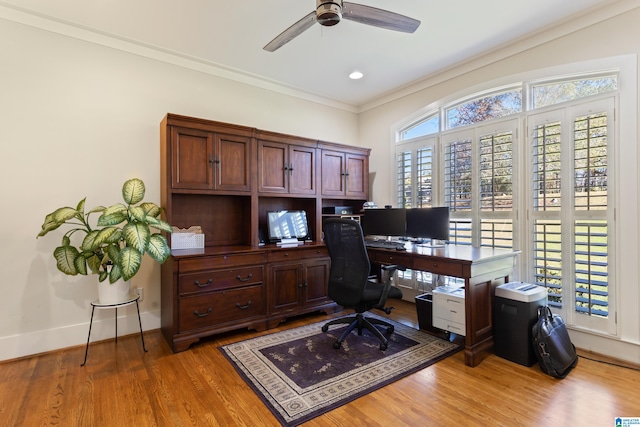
[360,5,640,363]
[0,17,358,361]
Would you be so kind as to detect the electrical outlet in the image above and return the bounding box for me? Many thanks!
[135,287,144,302]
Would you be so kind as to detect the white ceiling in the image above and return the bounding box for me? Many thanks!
[1,0,619,108]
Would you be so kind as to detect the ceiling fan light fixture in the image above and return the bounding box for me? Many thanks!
[316,1,342,26]
[349,71,364,80]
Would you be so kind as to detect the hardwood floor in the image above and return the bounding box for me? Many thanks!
[2,300,639,426]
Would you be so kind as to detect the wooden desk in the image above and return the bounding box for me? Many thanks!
[367,244,519,367]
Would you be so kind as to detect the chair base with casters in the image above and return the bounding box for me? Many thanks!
[322,264,403,351]
[322,311,396,350]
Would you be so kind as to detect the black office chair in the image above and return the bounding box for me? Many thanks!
[321,218,404,350]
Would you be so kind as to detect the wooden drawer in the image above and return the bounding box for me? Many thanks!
[178,285,265,332]
[368,251,413,269]
[178,265,264,295]
[268,246,329,263]
[179,253,267,273]
[413,257,463,277]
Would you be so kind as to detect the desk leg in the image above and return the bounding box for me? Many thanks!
[81,305,96,367]
[464,275,508,367]
[135,300,148,352]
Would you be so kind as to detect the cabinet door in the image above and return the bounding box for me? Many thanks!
[258,141,288,193]
[345,153,368,198]
[302,258,330,307]
[320,150,346,196]
[171,127,214,190]
[215,133,251,192]
[269,262,303,314]
[289,145,316,195]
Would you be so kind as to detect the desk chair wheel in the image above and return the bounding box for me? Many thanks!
[333,341,342,349]
[380,342,388,351]
[321,325,329,333]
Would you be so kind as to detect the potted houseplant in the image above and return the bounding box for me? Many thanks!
[37,178,172,303]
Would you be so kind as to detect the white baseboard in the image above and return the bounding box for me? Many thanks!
[0,308,161,362]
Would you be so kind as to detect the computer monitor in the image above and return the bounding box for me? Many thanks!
[405,207,450,246]
[362,208,406,238]
[267,210,310,243]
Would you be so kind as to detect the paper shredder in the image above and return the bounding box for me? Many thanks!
[494,282,547,366]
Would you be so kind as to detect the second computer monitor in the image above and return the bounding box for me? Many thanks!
[362,208,406,238]
[405,207,450,243]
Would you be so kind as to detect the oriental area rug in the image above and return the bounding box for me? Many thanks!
[219,314,461,426]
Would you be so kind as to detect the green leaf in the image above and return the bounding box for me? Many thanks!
[147,234,170,263]
[93,227,122,247]
[98,270,108,282]
[53,206,81,223]
[97,209,127,226]
[118,246,142,281]
[73,254,88,275]
[75,198,86,213]
[106,243,121,263]
[122,222,149,253]
[145,217,173,233]
[87,253,103,274]
[129,206,147,222]
[122,178,145,205]
[108,263,122,283]
[81,230,100,251]
[53,246,79,275]
[37,206,78,237]
[86,205,107,215]
[139,202,162,218]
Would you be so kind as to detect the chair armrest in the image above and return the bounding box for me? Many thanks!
[375,264,406,312]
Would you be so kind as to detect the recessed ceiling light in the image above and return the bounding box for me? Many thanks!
[349,71,363,80]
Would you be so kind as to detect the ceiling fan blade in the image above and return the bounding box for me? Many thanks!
[263,11,317,52]
[342,2,420,33]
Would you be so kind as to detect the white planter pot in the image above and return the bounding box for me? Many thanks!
[97,279,131,304]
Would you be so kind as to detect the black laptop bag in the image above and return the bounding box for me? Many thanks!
[532,306,579,378]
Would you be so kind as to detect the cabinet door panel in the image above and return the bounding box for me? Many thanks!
[171,127,214,189]
[258,141,288,193]
[289,145,316,195]
[321,150,345,196]
[345,153,368,198]
[303,258,330,307]
[216,134,251,192]
[269,263,302,313]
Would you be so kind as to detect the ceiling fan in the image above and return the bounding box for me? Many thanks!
[263,0,421,52]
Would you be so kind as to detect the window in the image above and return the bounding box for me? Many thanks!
[395,73,618,335]
[446,88,522,130]
[400,114,439,140]
[528,98,613,331]
[531,75,617,109]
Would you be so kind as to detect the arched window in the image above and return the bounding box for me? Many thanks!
[394,72,619,335]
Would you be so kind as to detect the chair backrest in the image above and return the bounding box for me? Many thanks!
[323,218,371,308]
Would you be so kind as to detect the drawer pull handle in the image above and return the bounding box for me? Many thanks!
[194,308,212,317]
[236,301,252,309]
[194,279,213,288]
[236,273,253,282]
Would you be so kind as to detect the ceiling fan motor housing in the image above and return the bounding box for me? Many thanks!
[316,1,342,26]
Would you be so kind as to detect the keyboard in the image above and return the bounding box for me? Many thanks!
[365,240,406,250]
